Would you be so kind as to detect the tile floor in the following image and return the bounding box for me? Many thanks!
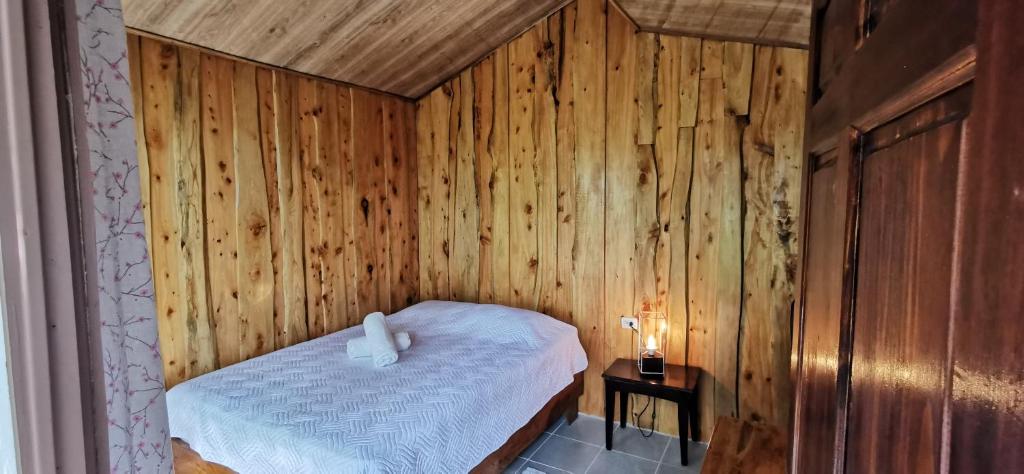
[503,414,707,474]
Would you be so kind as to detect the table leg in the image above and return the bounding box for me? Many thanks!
[677,398,689,466]
[619,390,628,428]
[604,382,614,450]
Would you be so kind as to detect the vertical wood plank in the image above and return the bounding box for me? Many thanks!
[678,37,702,128]
[233,62,274,360]
[664,127,696,435]
[723,42,754,116]
[633,31,659,315]
[739,46,806,428]
[352,88,390,313]
[473,54,497,304]
[177,48,215,378]
[491,46,512,307]
[416,96,436,301]
[605,4,638,372]
[652,34,682,433]
[509,26,542,310]
[385,97,419,309]
[536,18,560,318]
[201,53,240,369]
[429,85,453,301]
[553,6,577,324]
[451,71,480,302]
[337,86,360,325]
[690,40,743,436]
[446,77,461,305]
[319,81,347,331]
[636,32,657,146]
[297,76,326,338]
[142,38,188,386]
[256,68,285,348]
[269,71,308,347]
[572,0,606,415]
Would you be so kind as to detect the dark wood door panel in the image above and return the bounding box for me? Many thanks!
[846,118,963,473]
[814,0,861,95]
[949,1,1024,470]
[792,155,841,473]
[808,0,975,154]
[863,0,899,37]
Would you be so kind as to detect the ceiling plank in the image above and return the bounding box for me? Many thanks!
[123,0,572,99]
[613,0,811,48]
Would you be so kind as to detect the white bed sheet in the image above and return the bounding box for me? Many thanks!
[166,301,588,473]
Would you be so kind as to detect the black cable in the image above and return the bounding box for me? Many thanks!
[631,393,657,438]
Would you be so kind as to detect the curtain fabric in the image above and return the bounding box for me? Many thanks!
[76,1,172,472]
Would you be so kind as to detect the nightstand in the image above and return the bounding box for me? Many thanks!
[602,358,701,465]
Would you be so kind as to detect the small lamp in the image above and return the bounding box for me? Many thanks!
[637,307,667,378]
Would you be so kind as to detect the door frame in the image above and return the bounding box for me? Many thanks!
[0,0,101,472]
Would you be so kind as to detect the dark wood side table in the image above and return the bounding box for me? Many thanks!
[602,358,701,465]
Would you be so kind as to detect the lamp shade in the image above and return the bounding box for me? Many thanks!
[637,307,667,377]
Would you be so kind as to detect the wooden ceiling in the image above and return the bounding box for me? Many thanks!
[122,0,571,99]
[613,0,811,48]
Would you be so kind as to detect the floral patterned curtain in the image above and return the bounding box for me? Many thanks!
[76,0,172,472]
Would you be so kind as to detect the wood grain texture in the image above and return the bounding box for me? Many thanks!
[123,0,572,98]
[690,39,744,437]
[614,0,811,48]
[702,417,787,474]
[508,28,542,310]
[791,1,985,471]
[131,34,418,386]
[413,2,806,437]
[142,37,189,386]
[846,119,961,474]
[571,0,607,417]
[233,63,275,360]
[738,46,806,427]
[790,152,842,474]
[202,53,241,369]
[950,1,1024,470]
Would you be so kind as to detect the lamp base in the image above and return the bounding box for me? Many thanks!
[639,354,664,378]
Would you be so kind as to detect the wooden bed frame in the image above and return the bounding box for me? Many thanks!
[172,372,584,474]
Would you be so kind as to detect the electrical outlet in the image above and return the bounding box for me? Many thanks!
[620,316,638,329]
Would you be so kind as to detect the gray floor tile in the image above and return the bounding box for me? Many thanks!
[522,433,551,459]
[546,416,566,434]
[530,435,601,473]
[655,462,702,474]
[503,457,527,473]
[661,438,707,467]
[554,414,608,446]
[522,460,572,473]
[611,427,671,461]
[587,450,659,474]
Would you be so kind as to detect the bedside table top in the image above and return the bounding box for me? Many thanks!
[602,358,700,393]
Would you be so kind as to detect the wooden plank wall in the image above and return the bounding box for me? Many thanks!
[416,0,807,437]
[128,34,418,387]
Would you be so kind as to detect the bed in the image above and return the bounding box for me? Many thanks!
[167,301,589,473]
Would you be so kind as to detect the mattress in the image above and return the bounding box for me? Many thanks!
[166,300,589,473]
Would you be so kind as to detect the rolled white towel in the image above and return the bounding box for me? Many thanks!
[362,312,398,367]
[347,332,412,359]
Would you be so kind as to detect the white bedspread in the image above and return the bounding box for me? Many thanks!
[166,301,588,473]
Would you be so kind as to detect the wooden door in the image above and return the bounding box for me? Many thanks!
[847,86,970,473]
[792,0,980,472]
